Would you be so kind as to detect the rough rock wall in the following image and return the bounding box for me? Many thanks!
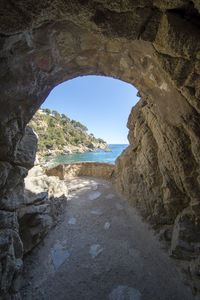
[0,127,37,299]
[114,4,200,292]
[0,126,68,299]
[20,165,68,254]
[115,96,200,291]
[0,0,200,297]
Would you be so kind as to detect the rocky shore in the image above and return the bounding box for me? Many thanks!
[37,142,107,160]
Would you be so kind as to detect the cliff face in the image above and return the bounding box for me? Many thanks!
[114,6,200,286]
[1,1,200,298]
[115,99,200,258]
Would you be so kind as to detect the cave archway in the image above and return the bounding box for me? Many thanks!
[1,1,200,297]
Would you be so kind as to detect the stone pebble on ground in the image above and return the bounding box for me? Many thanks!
[68,217,77,225]
[104,222,111,230]
[90,210,103,215]
[88,191,101,200]
[51,248,70,270]
[89,244,103,259]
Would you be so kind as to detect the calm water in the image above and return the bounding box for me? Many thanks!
[42,144,128,167]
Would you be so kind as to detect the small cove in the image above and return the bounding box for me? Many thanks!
[42,144,128,167]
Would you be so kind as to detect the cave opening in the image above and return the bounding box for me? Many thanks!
[31,75,139,167]
[1,1,200,298]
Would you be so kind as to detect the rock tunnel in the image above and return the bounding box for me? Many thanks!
[1,0,200,298]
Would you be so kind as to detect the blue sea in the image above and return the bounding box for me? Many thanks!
[42,144,128,167]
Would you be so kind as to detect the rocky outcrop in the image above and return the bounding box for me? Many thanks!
[114,96,200,292]
[1,0,200,297]
[0,126,68,298]
[19,165,68,254]
[0,127,37,299]
[15,127,38,169]
[46,162,115,180]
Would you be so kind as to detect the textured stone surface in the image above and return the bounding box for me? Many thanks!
[0,0,200,297]
[170,208,200,260]
[115,93,200,290]
[0,127,37,299]
[19,165,68,254]
[15,126,38,169]
[46,162,115,180]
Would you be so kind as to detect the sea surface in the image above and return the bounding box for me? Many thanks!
[42,144,128,167]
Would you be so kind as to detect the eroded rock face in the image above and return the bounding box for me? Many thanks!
[0,127,36,299]
[19,165,68,254]
[1,0,200,297]
[115,94,200,291]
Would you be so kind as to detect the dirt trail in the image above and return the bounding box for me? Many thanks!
[20,177,194,300]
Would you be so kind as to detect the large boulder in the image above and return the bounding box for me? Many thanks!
[15,126,38,169]
[63,147,72,154]
[18,166,68,254]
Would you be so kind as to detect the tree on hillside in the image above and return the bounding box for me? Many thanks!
[42,108,51,115]
[71,120,88,131]
[98,138,106,144]
[71,119,76,126]
[29,107,107,151]
[52,110,60,120]
[48,117,56,127]
[61,113,70,122]
[76,121,88,132]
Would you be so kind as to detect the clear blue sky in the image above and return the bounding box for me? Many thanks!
[41,76,139,144]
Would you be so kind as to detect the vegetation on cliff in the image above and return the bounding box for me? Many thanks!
[29,108,106,151]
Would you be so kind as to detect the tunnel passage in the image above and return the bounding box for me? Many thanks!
[1,1,200,298]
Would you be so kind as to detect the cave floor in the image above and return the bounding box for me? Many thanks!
[20,177,194,300]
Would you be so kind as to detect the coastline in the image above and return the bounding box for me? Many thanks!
[37,142,107,160]
[37,144,128,167]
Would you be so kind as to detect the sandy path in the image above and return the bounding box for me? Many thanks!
[20,177,194,300]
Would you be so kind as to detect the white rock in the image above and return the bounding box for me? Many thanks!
[50,248,70,270]
[89,244,103,259]
[63,147,72,154]
[88,191,101,201]
[68,218,77,225]
[34,155,40,166]
[90,210,103,216]
[104,222,111,230]
[76,149,84,154]
[109,285,142,300]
